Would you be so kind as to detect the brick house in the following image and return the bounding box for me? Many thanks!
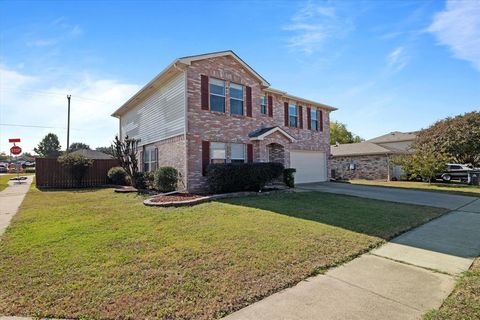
[331,131,417,181]
[112,51,337,192]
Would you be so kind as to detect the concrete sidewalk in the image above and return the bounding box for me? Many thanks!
[224,198,480,320]
[0,176,33,236]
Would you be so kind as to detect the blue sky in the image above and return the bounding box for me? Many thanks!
[1,0,479,153]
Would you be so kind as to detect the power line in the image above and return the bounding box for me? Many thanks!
[0,87,110,104]
[0,123,85,131]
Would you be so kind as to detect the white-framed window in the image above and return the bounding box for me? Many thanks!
[230,82,244,115]
[311,108,318,131]
[289,104,297,128]
[210,142,226,164]
[260,95,267,114]
[231,143,246,163]
[209,78,226,112]
[143,148,157,172]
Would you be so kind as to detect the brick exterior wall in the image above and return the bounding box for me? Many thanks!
[185,56,332,192]
[140,134,187,189]
[331,154,392,180]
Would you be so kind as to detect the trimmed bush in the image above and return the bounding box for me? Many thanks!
[154,167,179,192]
[107,166,128,185]
[206,162,284,193]
[283,168,296,188]
[58,153,93,187]
[133,172,147,190]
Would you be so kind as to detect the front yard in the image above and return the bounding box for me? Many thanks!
[350,180,480,197]
[0,188,446,319]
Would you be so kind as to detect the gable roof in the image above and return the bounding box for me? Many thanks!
[71,149,114,160]
[178,50,270,87]
[368,131,417,143]
[248,126,296,142]
[331,141,396,157]
[112,50,338,117]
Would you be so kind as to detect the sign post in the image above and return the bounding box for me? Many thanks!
[8,138,22,182]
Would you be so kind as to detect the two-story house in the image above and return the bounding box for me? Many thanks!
[112,51,337,192]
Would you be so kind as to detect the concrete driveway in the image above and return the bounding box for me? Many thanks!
[225,182,480,320]
[296,182,478,210]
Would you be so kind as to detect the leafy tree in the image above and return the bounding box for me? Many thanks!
[96,146,114,156]
[415,111,480,166]
[112,135,141,188]
[0,152,11,161]
[58,153,93,187]
[330,121,363,145]
[22,152,34,158]
[393,144,451,183]
[34,133,61,157]
[69,142,91,152]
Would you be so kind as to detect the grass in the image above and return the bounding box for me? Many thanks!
[424,258,480,320]
[0,188,446,319]
[349,179,480,197]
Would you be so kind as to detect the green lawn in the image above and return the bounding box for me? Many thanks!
[424,258,480,320]
[0,188,446,319]
[350,180,480,197]
[0,173,34,192]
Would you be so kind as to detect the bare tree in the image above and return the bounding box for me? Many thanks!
[112,135,141,188]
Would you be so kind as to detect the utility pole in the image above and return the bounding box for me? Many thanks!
[67,95,71,152]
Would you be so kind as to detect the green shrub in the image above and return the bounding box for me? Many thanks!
[133,172,147,190]
[283,168,296,188]
[107,166,128,185]
[58,153,93,187]
[206,162,284,193]
[154,167,179,192]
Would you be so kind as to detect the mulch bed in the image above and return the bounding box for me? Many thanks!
[150,193,205,203]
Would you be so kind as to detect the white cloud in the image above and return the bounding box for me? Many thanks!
[428,0,480,70]
[0,65,140,153]
[284,2,354,55]
[386,46,409,74]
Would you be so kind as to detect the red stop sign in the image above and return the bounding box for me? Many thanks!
[10,145,22,155]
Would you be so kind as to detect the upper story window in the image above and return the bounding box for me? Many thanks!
[311,108,318,131]
[210,142,226,164]
[143,148,157,172]
[230,83,244,115]
[289,104,298,128]
[209,78,226,112]
[260,95,267,115]
[231,143,246,163]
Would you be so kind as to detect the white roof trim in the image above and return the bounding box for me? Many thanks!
[250,127,296,142]
[178,50,270,87]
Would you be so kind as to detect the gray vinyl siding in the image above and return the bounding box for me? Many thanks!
[120,72,186,146]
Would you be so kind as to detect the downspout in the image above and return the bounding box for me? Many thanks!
[386,153,391,181]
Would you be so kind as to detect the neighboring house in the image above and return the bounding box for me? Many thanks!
[70,149,114,160]
[331,131,417,180]
[112,50,336,192]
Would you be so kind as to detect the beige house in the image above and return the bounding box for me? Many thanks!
[331,131,417,180]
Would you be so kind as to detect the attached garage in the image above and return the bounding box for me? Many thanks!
[290,150,327,184]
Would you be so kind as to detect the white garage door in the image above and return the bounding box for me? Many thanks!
[290,150,327,184]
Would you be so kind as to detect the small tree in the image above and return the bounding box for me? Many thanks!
[34,133,61,157]
[58,153,93,187]
[330,121,363,145]
[112,135,141,188]
[393,145,451,183]
[69,142,91,151]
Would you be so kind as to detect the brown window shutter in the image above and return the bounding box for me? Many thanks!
[202,141,210,175]
[307,107,311,130]
[318,110,323,131]
[298,105,303,129]
[139,151,144,172]
[201,75,209,110]
[154,148,158,170]
[284,102,289,126]
[267,95,273,117]
[246,86,252,117]
[247,144,253,163]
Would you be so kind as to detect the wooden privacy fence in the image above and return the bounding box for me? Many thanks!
[36,158,119,188]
